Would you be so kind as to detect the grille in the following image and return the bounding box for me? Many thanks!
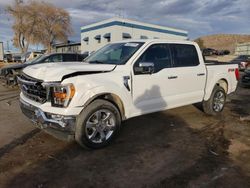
[18,74,47,103]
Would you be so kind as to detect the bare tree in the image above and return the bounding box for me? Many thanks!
[7,0,30,53]
[37,2,72,52]
[7,1,72,53]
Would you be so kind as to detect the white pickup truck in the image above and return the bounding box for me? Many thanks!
[18,40,239,148]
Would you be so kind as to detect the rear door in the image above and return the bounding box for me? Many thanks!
[167,44,206,107]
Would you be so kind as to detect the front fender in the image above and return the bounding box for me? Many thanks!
[72,83,133,119]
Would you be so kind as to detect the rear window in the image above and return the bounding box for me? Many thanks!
[170,44,199,67]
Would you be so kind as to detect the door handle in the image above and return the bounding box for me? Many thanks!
[168,76,178,79]
[197,73,205,76]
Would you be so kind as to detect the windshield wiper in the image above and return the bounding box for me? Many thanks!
[88,60,105,64]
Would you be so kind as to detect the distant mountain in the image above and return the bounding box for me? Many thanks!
[195,34,250,54]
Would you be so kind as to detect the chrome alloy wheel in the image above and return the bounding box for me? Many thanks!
[85,109,116,143]
[213,91,225,112]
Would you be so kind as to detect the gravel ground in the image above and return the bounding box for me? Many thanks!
[0,82,250,188]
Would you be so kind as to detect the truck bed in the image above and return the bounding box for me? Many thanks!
[205,60,238,66]
[204,62,239,101]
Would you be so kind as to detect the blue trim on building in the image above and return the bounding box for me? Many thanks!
[81,21,188,37]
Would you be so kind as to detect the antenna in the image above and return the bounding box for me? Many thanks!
[115,4,125,18]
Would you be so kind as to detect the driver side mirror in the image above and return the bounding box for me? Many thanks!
[136,62,154,74]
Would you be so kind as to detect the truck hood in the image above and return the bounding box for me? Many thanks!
[22,62,116,82]
[2,63,26,70]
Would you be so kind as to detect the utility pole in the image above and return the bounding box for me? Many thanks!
[7,41,9,51]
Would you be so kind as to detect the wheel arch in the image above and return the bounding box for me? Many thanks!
[82,93,126,120]
[216,78,228,93]
[204,77,229,101]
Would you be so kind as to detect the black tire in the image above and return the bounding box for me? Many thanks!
[202,85,226,116]
[75,99,121,149]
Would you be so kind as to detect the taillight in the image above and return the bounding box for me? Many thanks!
[235,68,240,81]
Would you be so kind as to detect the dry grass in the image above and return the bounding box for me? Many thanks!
[196,34,250,54]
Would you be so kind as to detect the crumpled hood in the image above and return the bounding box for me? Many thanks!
[2,63,26,70]
[22,62,116,82]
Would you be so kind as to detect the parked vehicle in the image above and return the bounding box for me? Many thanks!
[202,48,217,56]
[237,55,250,71]
[223,50,230,55]
[0,53,86,86]
[26,51,44,62]
[215,50,230,56]
[18,40,239,149]
[3,54,12,63]
[241,69,250,87]
[21,52,31,63]
[12,54,22,63]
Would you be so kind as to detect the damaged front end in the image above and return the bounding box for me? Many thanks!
[20,98,76,141]
[18,74,77,141]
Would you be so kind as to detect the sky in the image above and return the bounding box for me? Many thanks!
[0,0,249,51]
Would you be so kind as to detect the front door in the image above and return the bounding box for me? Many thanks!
[131,43,172,115]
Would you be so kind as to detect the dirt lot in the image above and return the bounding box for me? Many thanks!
[0,82,250,188]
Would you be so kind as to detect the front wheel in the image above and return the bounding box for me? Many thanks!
[75,99,121,149]
[202,85,226,116]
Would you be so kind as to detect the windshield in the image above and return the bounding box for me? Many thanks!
[85,42,144,65]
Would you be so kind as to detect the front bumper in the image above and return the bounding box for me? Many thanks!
[20,98,76,141]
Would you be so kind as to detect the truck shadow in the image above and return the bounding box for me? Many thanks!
[133,85,167,113]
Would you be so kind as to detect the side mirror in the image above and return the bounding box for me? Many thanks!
[138,62,154,74]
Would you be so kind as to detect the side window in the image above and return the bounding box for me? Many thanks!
[63,54,77,62]
[170,44,199,67]
[134,44,171,74]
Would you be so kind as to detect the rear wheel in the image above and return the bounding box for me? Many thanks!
[202,85,226,116]
[75,99,121,149]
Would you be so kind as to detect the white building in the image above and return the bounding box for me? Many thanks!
[81,17,188,54]
[52,41,81,53]
[235,42,250,55]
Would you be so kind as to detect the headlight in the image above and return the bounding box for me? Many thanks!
[50,83,75,108]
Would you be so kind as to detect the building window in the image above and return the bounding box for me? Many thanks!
[83,37,89,45]
[140,35,148,39]
[94,35,101,43]
[103,33,111,42]
[122,33,132,40]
